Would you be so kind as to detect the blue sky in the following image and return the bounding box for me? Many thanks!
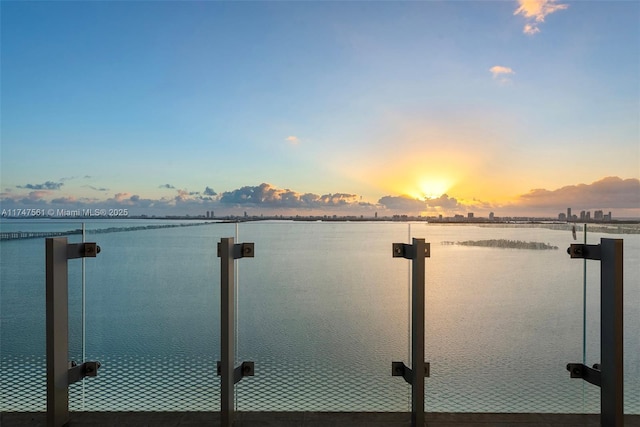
[1,1,639,217]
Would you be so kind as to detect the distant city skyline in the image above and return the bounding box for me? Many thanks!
[1,1,639,218]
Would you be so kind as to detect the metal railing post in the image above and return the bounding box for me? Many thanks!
[392,238,430,427]
[46,237,100,427]
[567,238,623,426]
[217,237,254,427]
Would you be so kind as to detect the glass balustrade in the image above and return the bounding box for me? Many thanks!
[234,221,411,412]
[81,220,236,411]
[410,222,591,413]
[581,224,640,414]
[0,218,638,416]
[0,220,84,412]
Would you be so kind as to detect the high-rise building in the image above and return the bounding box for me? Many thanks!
[489,212,495,221]
[567,208,572,220]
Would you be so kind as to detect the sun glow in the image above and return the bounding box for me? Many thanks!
[408,178,453,200]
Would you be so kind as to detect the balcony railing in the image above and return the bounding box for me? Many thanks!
[0,219,638,426]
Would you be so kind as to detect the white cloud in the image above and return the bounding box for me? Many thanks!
[285,135,300,144]
[490,66,515,84]
[523,24,540,35]
[490,66,515,78]
[514,0,568,35]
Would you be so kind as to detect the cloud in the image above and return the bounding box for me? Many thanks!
[110,193,160,208]
[26,191,52,201]
[523,24,540,35]
[490,66,515,78]
[85,185,109,192]
[490,66,515,84]
[378,195,426,212]
[219,183,359,208]
[17,181,63,190]
[285,136,300,145]
[203,186,217,196]
[113,192,134,203]
[175,189,191,202]
[378,194,463,213]
[51,196,80,205]
[515,177,640,210]
[425,194,462,209]
[514,0,568,35]
[159,184,176,189]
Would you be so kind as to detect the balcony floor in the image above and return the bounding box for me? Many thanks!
[2,412,639,426]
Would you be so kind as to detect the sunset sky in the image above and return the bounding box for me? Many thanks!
[1,1,639,217]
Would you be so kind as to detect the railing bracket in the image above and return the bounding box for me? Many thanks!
[217,361,255,384]
[392,361,430,385]
[392,242,430,259]
[566,363,601,387]
[68,361,101,385]
[567,243,601,260]
[217,242,254,259]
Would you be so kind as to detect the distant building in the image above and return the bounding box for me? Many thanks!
[206,211,210,218]
[567,208,572,220]
[594,210,604,220]
[489,212,495,221]
[468,212,474,219]
[580,210,586,220]
[559,213,567,221]
[586,211,591,220]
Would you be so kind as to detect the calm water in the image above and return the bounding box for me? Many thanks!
[1,220,638,413]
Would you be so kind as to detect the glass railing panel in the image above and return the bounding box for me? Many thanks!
[410,222,588,413]
[82,219,236,411]
[583,223,640,414]
[622,226,640,414]
[0,219,84,412]
[68,224,87,410]
[581,224,600,413]
[235,221,411,412]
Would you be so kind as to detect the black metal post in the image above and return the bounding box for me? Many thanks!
[392,238,430,427]
[46,238,70,427]
[567,238,623,426]
[600,239,623,426]
[46,238,100,427]
[219,237,235,427]
[218,238,254,427]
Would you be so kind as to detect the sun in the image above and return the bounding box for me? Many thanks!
[409,178,452,200]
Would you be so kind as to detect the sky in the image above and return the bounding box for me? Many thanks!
[1,0,639,218]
